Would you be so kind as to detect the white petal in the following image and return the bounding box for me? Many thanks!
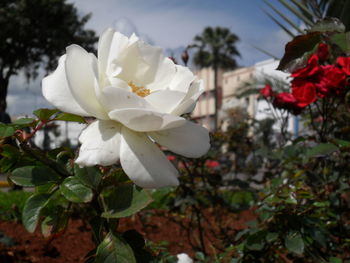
[109,108,186,132]
[169,65,195,93]
[144,89,186,113]
[98,28,115,79]
[42,55,90,116]
[149,121,210,158]
[76,120,121,166]
[65,44,108,119]
[120,127,179,188]
[99,86,153,112]
[106,32,130,77]
[135,41,163,84]
[147,57,177,92]
[171,80,204,116]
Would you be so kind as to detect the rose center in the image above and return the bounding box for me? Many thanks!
[128,81,150,97]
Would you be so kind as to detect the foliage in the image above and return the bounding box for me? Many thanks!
[0,191,32,221]
[232,18,350,262]
[264,0,350,38]
[0,0,97,111]
[0,109,154,262]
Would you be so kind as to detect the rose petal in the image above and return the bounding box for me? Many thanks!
[76,120,121,166]
[109,108,186,132]
[169,65,195,92]
[145,89,186,113]
[149,121,210,158]
[98,28,115,80]
[147,57,177,92]
[42,55,90,116]
[65,44,108,119]
[99,86,154,112]
[171,80,204,115]
[120,127,179,188]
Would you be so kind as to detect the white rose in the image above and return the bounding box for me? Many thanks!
[177,253,193,263]
[42,28,209,188]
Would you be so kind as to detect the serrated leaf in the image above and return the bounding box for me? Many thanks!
[60,176,93,203]
[0,124,15,138]
[285,233,304,255]
[277,32,321,72]
[74,165,102,190]
[33,108,59,121]
[95,232,136,263]
[55,112,86,123]
[305,143,338,158]
[101,184,152,219]
[22,194,50,233]
[10,166,60,187]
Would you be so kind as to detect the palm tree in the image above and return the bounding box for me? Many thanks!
[191,27,240,130]
[264,0,350,38]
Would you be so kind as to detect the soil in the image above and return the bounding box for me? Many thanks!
[0,208,255,263]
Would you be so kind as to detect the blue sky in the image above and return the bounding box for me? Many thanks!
[8,0,293,116]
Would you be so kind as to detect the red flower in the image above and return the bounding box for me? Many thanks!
[167,155,176,161]
[291,78,317,107]
[337,56,350,75]
[291,54,320,79]
[205,160,220,168]
[273,92,302,114]
[316,65,347,97]
[316,43,329,61]
[260,84,273,98]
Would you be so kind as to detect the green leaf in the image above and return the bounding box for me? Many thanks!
[55,112,86,123]
[60,176,93,203]
[305,143,338,158]
[10,166,60,187]
[285,233,304,255]
[331,32,350,53]
[333,138,350,147]
[245,231,266,251]
[95,232,136,263]
[74,165,102,190]
[41,210,69,238]
[22,194,50,233]
[33,108,59,121]
[277,32,321,72]
[266,232,278,243]
[0,124,15,138]
[329,257,342,263]
[12,118,35,126]
[101,184,152,219]
[309,17,346,33]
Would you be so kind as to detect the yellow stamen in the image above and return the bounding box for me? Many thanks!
[128,81,150,97]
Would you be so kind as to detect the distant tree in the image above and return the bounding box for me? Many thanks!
[0,0,98,114]
[191,27,240,130]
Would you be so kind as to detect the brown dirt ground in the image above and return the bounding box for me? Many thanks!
[0,208,256,263]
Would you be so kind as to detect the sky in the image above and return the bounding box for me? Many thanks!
[8,0,292,116]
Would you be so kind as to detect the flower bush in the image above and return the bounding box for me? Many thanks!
[234,18,350,262]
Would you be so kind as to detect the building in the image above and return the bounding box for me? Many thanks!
[192,59,297,134]
[191,68,224,131]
